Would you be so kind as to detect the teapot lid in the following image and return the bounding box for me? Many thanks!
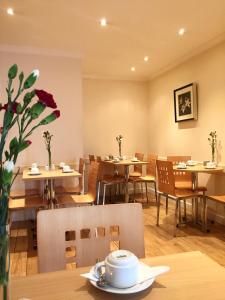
[106,250,138,267]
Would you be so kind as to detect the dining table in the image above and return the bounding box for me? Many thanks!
[11,251,225,300]
[102,159,148,202]
[22,167,81,208]
[173,163,224,231]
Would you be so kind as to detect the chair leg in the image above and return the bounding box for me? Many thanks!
[165,196,168,214]
[133,181,136,202]
[103,185,106,205]
[179,200,182,223]
[145,182,148,203]
[154,181,157,204]
[174,199,179,237]
[183,199,187,221]
[156,193,161,226]
[97,182,101,205]
[202,194,207,232]
[141,182,144,199]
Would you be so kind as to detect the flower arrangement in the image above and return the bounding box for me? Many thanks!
[43,131,53,169]
[116,134,123,158]
[208,131,217,162]
[0,64,60,299]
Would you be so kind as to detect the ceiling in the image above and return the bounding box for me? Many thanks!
[1,0,225,81]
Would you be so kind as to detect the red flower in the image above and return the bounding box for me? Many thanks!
[26,140,32,145]
[0,127,3,134]
[53,110,60,118]
[35,89,57,109]
[1,102,20,114]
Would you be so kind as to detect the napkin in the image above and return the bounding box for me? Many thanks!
[81,265,170,284]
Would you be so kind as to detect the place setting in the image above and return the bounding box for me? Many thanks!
[28,163,41,176]
[81,250,169,294]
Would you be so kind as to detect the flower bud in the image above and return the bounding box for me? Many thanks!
[3,160,15,173]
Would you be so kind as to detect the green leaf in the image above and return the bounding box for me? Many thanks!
[23,90,35,106]
[9,137,19,155]
[4,151,10,160]
[2,169,13,185]
[19,71,24,83]
[18,140,31,153]
[4,110,14,128]
[39,111,58,125]
[8,64,18,79]
[23,73,37,89]
[29,102,46,119]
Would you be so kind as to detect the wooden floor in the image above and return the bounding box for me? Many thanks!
[10,195,225,277]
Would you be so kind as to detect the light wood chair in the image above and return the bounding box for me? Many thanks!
[89,154,95,162]
[130,154,157,203]
[204,195,225,232]
[156,160,205,236]
[96,160,125,205]
[37,203,145,272]
[57,161,100,207]
[129,152,144,177]
[55,158,84,195]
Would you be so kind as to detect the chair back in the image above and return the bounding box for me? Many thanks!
[89,154,95,162]
[96,156,102,162]
[134,152,144,173]
[87,161,100,198]
[78,158,84,190]
[146,154,157,177]
[37,203,145,272]
[167,156,192,184]
[156,160,176,196]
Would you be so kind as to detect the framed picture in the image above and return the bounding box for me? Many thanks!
[174,83,197,122]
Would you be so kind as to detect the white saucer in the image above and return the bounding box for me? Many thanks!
[28,172,41,176]
[89,262,155,294]
[131,159,140,162]
[62,169,74,173]
[205,166,216,169]
[177,166,187,169]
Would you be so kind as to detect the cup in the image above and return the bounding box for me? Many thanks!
[104,156,109,161]
[178,162,186,168]
[94,250,139,288]
[206,162,216,168]
[45,165,49,171]
[59,162,65,168]
[63,165,71,172]
[132,157,138,161]
[31,163,37,168]
[113,157,120,163]
[203,160,210,166]
[31,167,39,174]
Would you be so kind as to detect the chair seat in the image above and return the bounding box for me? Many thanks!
[10,189,40,199]
[175,181,207,192]
[58,193,94,206]
[174,189,202,199]
[207,195,225,204]
[139,175,156,182]
[9,196,47,210]
[55,185,81,195]
[101,176,125,185]
[129,172,142,177]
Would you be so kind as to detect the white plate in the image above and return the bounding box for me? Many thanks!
[131,159,140,162]
[89,262,155,294]
[177,166,187,169]
[205,166,216,169]
[62,169,74,173]
[28,172,41,176]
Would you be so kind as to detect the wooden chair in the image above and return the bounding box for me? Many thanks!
[167,156,207,220]
[156,160,205,236]
[129,152,144,177]
[96,156,102,162]
[37,203,145,272]
[89,154,95,162]
[130,154,157,203]
[96,160,125,205]
[55,158,84,195]
[204,195,225,232]
[57,161,100,207]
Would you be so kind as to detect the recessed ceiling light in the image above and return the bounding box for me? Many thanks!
[7,7,14,15]
[131,67,135,72]
[144,56,149,62]
[178,28,185,36]
[100,18,107,27]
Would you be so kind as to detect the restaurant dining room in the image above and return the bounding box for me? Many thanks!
[1,0,225,299]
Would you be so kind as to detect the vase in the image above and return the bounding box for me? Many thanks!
[48,149,52,170]
[118,143,122,159]
[211,147,215,162]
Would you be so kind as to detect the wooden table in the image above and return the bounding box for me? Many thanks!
[11,251,225,300]
[22,168,81,208]
[173,164,224,231]
[103,160,148,202]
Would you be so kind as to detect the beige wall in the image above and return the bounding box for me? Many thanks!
[148,41,225,223]
[0,50,83,191]
[83,79,149,158]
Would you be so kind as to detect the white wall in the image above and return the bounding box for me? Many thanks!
[0,50,83,191]
[147,40,225,223]
[83,79,149,158]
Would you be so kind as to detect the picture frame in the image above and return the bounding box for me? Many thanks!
[174,83,197,122]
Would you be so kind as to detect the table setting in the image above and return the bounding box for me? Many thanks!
[81,249,169,295]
